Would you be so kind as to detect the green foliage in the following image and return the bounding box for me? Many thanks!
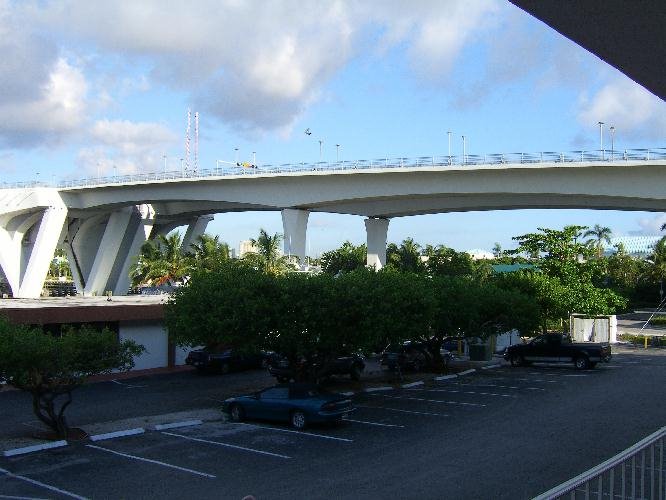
[244,228,295,275]
[320,241,367,275]
[130,232,189,287]
[188,233,231,271]
[424,245,491,279]
[0,318,144,437]
[386,238,425,274]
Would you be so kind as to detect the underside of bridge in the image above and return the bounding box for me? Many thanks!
[509,0,665,100]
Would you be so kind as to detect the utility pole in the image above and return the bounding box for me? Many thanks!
[598,121,604,159]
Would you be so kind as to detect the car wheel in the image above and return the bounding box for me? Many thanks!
[291,410,307,430]
[574,357,589,370]
[229,404,245,422]
[220,362,231,375]
[350,364,362,381]
[510,354,524,367]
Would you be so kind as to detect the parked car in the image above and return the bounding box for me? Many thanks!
[380,341,433,372]
[503,333,612,370]
[267,353,365,383]
[222,384,355,429]
[185,348,270,374]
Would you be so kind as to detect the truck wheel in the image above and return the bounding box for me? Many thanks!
[350,364,362,381]
[510,354,524,367]
[574,357,589,370]
[291,410,307,430]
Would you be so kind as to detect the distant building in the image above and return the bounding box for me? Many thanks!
[239,240,258,257]
[603,235,662,258]
[466,249,494,260]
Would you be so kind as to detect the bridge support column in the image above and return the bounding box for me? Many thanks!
[281,209,309,266]
[180,215,214,253]
[0,205,67,298]
[113,205,155,295]
[365,217,389,269]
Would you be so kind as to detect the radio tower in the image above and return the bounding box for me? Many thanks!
[185,109,191,173]
[194,112,199,173]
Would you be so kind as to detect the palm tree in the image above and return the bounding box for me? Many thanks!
[661,223,666,231]
[387,238,423,273]
[129,232,189,287]
[583,224,612,258]
[188,233,230,271]
[246,228,292,275]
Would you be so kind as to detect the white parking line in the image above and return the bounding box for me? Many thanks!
[455,383,545,391]
[234,423,353,443]
[0,495,49,500]
[356,405,449,417]
[85,444,217,477]
[160,431,292,458]
[420,389,517,398]
[0,467,89,500]
[372,394,486,407]
[562,374,589,377]
[343,418,405,428]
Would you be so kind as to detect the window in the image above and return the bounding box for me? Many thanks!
[260,388,289,400]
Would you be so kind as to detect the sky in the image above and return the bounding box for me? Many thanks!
[1,0,665,257]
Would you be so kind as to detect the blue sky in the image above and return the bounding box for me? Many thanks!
[1,0,665,256]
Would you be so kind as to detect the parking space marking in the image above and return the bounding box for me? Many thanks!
[562,374,589,377]
[0,467,88,500]
[0,495,49,500]
[233,423,353,443]
[419,389,517,398]
[356,405,449,417]
[371,394,487,407]
[454,383,545,391]
[160,431,292,458]
[85,444,217,477]
[343,418,405,428]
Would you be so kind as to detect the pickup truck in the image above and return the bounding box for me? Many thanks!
[503,334,612,370]
[185,348,269,374]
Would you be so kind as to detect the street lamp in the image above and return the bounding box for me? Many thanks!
[447,131,452,160]
[462,135,466,165]
[234,148,239,164]
[318,140,323,161]
[610,126,615,161]
[598,121,604,159]
[252,151,256,165]
[180,158,184,177]
[336,144,340,162]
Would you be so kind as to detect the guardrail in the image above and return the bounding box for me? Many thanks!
[534,425,665,499]
[2,147,665,190]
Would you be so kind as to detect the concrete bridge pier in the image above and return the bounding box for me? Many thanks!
[365,217,390,269]
[282,209,309,266]
[180,214,214,252]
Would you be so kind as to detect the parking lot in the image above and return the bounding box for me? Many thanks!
[1,347,665,499]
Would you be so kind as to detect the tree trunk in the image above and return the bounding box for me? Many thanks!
[31,389,72,438]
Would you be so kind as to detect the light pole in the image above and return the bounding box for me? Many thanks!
[234,148,239,164]
[610,126,615,161]
[318,140,323,161]
[447,131,452,159]
[252,151,256,165]
[598,121,604,159]
[336,144,340,162]
[462,135,466,165]
[180,158,184,177]
[162,154,167,173]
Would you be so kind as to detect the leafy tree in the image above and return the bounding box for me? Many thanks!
[492,242,502,258]
[0,319,144,438]
[244,228,294,275]
[424,244,491,279]
[584,224,612,258]
[130,232,189,287]
[188,233,231,271]
[320,241,367,275]
[386,238,425,273]
[165,261,277,351]
[48,249,72,280]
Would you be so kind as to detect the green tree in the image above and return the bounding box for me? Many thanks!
[492,242,502,258]
[583,224,612,258]
[386,238,425,273]
[0,319,144,438]
[320,241,367,275]
[188,233,231,271]
[244,228,294,275]
[424,245,490,279]
[130,232,189,287]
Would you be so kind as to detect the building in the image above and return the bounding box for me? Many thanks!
[603,235,662,258]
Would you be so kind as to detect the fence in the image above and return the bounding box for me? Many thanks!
[534,425,665,499]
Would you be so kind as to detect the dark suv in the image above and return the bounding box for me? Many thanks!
[380,341,433,372]
[185,348,269,374]
[267,353,365,383]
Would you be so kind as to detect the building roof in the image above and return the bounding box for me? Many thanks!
[0,295,166,325]
[603,235,662,256]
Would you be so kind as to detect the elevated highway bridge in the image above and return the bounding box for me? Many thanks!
[1,148,665,298]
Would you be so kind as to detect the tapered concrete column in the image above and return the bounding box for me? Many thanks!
[365,217,390,269]
[113,205,155,295]
[181,214,214,252]
[282,209,309,265]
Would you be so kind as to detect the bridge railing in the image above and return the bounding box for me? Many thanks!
[534,425,665,500]
[3,147,664,190]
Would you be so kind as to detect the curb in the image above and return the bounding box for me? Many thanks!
[364,386,393,393]
[89,427,145,442]
[2,440,68,457]
[434,374,458,381]
[401,381,424,388]
[481,364,502,370]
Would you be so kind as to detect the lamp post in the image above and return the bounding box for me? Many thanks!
[462,135,466,165]
[318,140,323,161]
[336,144,340,162]
[598,121,604,159]
[447,131,452,160]
[162,154,167,173]
[234,148,239,164]
[252,151,256,165]
[610,126,615,161]
[180,158,184,177]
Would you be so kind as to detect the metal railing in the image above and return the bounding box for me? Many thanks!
[534,425,665,499]
[2,147,665,190]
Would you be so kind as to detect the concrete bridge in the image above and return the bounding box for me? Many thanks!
[1,149,665,298]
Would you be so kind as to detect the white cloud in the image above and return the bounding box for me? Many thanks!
[578,78,666,142]
[636,214,666,235]
[74,120,177,177]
